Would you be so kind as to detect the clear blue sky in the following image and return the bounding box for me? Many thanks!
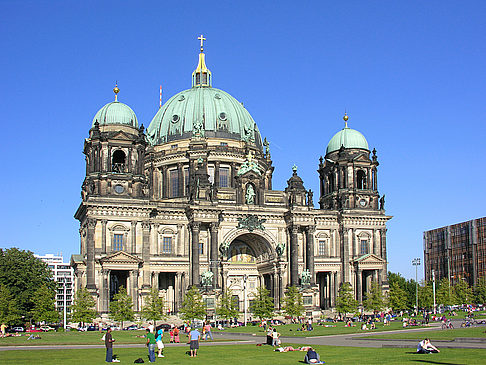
[1,1,485,280]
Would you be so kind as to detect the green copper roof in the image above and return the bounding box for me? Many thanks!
[326,125,369,154]
[146,87,262,148]
[92,101,139,128]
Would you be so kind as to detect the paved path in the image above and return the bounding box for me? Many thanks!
[1,323,485,351]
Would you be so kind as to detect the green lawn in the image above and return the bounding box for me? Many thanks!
[0,330,205,346]
[222,321,428,337]
[362,326,486,341]
[1,344,485,364]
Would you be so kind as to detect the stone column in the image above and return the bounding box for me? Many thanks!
[101,220,107,254]
[177,163,183,197]
[131,270,139,311]
[86,218,97,290]
[214,162,220,188]
[161,166,168,198]
[332,271,337,307]
[131,221,137,254]
[101,269,110,313]
[142,222,151,288]
[230,162,236,188]
[379,228,388,282]
[273,268,280,310]
[356,268,362,304]
[175,272,181,311]
[153,272,159,290]
[341,227,349,283]
[306,227,316,285]
[210,223,219,287]
[191,223,201,286]
[290,225,299,286]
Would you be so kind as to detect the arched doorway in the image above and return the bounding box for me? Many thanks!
[222,232,279,315]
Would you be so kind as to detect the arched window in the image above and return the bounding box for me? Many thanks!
[112,150,126,173]
[357,170,367,189]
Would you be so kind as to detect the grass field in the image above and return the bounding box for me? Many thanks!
[0,330,209,346]
[1,343,485,364]
[223,321,427,337]
[362,326,486,341]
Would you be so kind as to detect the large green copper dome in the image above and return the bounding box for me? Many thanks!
[146,86,262,147]
[326,125,369,154]
[92,101,139,128]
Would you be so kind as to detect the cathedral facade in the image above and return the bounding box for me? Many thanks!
[72,39,391,318]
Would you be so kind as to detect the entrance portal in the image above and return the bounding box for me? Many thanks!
[110,270,128,301]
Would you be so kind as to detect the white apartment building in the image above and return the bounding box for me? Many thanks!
[35,254,74,314]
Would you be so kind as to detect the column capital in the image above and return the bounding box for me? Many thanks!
[210,222,219,232]
[307,226,316,234]
[141,222,151,230]
[87,218,97,228]
[190,222,201,231]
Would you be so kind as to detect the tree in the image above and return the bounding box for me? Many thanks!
[417,281,433,309]
[387,281,408,312]
[436,278,455,307]
[140,287,166,326]
[179,286,206,322]
[388,272,414,310]
[70,287,97,325]
[0,248,56,318]
[453,279,473,305]
[364,282,385,313]
[474,277,486,304]
[30,284,59,323]
[110,286,134,328]
[335,282,357,316]
[216,288,239,321]
[0,284,22,325]
[250,286,274,320]
[282,286,304,320]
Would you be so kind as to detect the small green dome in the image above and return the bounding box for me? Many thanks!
[146,87,262,148]
[326,126,369,154]
[92,101,139,128]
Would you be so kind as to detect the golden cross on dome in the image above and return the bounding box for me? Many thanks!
[198,34,206,52]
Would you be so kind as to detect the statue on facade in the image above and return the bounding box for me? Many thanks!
[307,189,313,207]
[201,271,213,287]
[275,242,285,257]
[379,194,385,210]
[219,241,230,256]
[263,137,270,157]
[301,269,311,286]
[245,184,256,205]
[193,119,205,139]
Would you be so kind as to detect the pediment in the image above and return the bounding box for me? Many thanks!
[108,130,136,141]
[100,251,143,265]
[353,253,386,265]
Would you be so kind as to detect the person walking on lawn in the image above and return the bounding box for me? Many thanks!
[105,328,119,363]
[146,328,157,362]
[189,327,200,357]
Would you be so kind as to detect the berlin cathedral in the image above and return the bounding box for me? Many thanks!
[72,36,391,318]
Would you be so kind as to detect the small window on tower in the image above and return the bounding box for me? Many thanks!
[360,240,369,255]
[112,150,126,173]
[219,167,229,188]
[357,170,367,189]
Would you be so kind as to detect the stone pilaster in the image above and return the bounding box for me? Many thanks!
[131,221,137,254]
[356,268,362,304]
[210,223,219,287]
[191,222,200,286]
[290,225,299,286]
[101,220,107,254]
[142,222,151,288]
[86,218,97,290]
[306,226,316,285]
[341,226,349,283]
[100,269,110,313]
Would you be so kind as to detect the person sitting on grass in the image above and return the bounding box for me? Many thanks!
[304,348,324,364]
[417,338,440,354]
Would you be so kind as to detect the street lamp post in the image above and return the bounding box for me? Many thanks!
[412,258,421,314]
[432,270,436,314]
[62,277,67,330]
[243,275,248,326]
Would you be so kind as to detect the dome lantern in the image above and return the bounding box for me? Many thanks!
[192,34,212,88]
